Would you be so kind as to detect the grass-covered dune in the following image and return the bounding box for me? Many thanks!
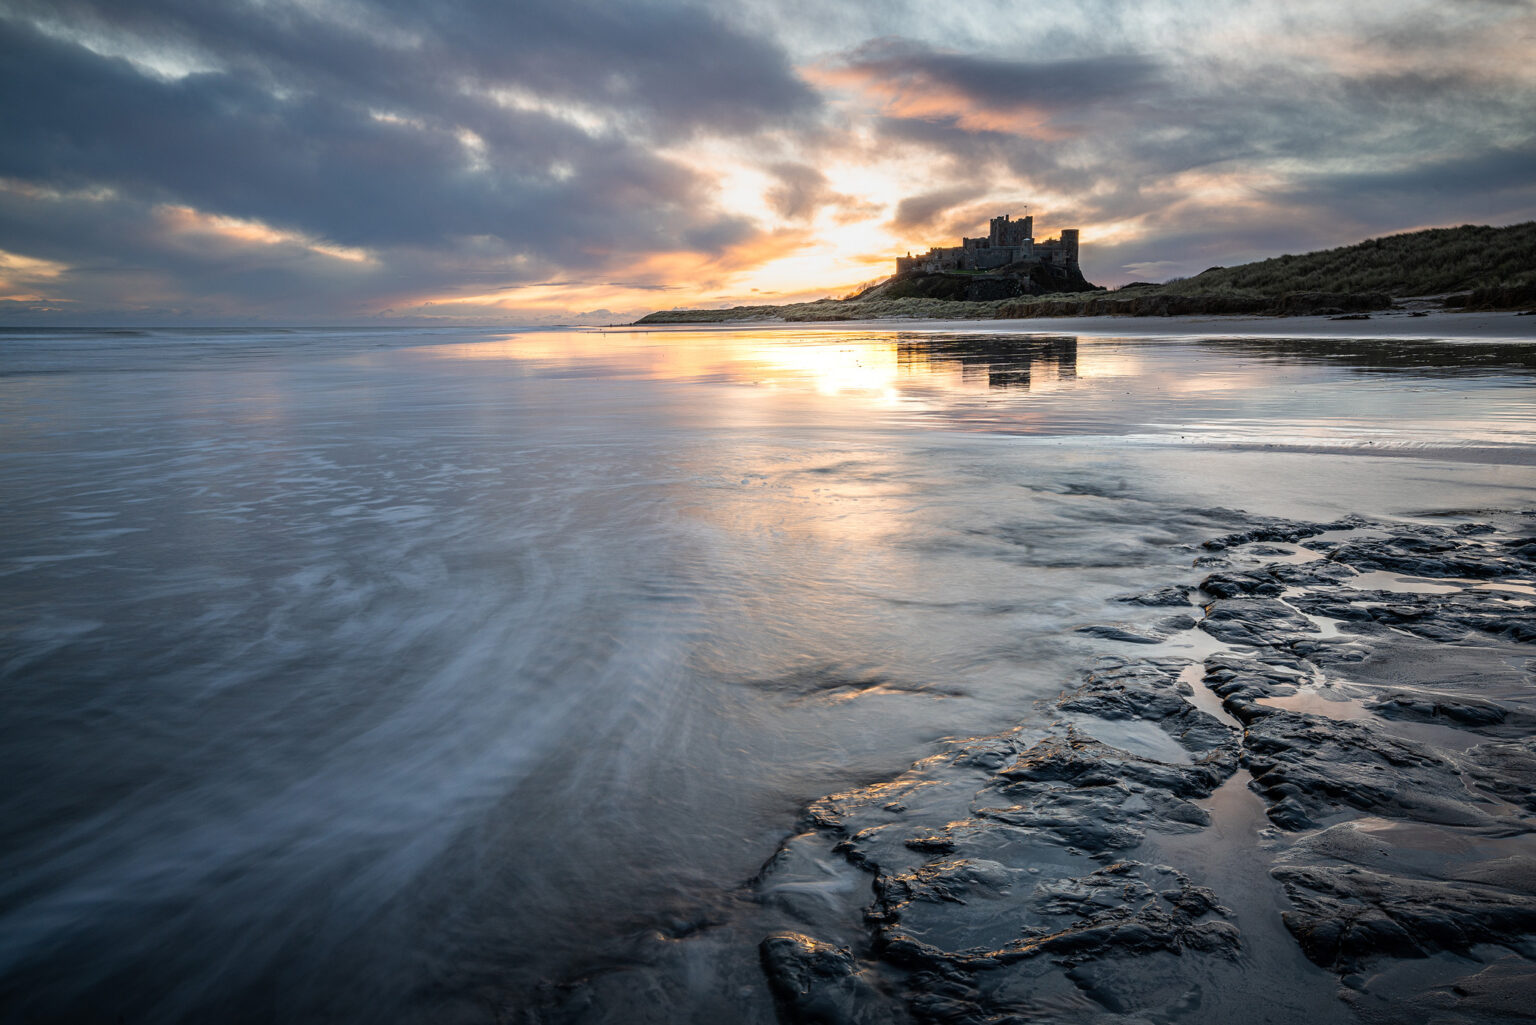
[636,222,1536,324]
[1161,221,1536,299]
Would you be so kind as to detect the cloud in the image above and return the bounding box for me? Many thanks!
[0,14,798,256]
[887,188,978,234]
[822,15,1536,285]
[1,0,1534,316]
[0,0,824,319]
[7,0,820,138]
[832,39,1162,110]
[764,162,832,220]
[1290,141,1536,207]
[815,39,1162,136]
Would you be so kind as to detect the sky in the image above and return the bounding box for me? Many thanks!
[1,0,1533,325]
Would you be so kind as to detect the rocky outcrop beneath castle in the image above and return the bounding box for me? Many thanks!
[865,262,1097,302]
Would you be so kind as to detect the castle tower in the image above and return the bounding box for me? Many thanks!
[1058,229,1079,265]
[988,215,1033,248]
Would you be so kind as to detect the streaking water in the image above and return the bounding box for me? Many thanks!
[2,324,1533,1022]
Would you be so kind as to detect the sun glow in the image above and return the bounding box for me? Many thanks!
[419,328,905,399]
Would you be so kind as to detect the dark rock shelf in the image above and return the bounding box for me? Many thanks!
[752,512,1536,1024]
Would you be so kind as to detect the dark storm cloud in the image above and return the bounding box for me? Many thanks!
[887,188,978,234]
[1343,142,1536,197]
[835,38,1163,112]
[1279,141,1536,227]
[7,0,817,138]
[0,0,819,314]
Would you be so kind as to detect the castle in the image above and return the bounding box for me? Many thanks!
[895,214,1080,275]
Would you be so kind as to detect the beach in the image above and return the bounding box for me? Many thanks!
[2,322,1533,1023]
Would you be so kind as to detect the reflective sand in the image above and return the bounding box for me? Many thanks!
[2,324,1533,1021]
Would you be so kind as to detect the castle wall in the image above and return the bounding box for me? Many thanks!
[973,247,1020,269]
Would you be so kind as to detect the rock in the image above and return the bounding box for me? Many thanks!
[1114,586,1193,607]
[1242,711,1505,829]
[759,932,886,1025]
[1266,560,1358,587]
[1202,515,1368,551]
[754,516,1536,1024]
[995,732,1234,802]
[1390,956,1536,1022]
[1326,523,1527,579]
[1366,694,1510,730]
[979,729,1236,854]
[1463,738,1536,812]
[1074,624,1163,645]
[1198,598,1316,648]
[1274,865,1536,972]
[1057,657,1235,753]
[1199,570,1284,598]
[1200,652,1308,723]
[1289,585,1536,645]
[873,860,1238,971]
[1269,818,1536,998]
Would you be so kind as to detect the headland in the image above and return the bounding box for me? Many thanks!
[637,220,1536,326]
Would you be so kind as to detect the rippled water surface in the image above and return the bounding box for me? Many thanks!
[2,324,1534,1022]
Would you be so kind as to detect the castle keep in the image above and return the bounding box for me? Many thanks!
[896,214,1080,275]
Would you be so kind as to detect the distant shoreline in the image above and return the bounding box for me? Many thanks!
[616,308,1536,340]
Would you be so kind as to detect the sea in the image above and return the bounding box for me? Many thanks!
[2,322,1533,1022]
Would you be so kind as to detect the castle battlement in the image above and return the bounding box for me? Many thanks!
[897,213,1079,276]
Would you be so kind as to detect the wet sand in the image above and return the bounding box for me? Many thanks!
[3,325,1532,1024]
